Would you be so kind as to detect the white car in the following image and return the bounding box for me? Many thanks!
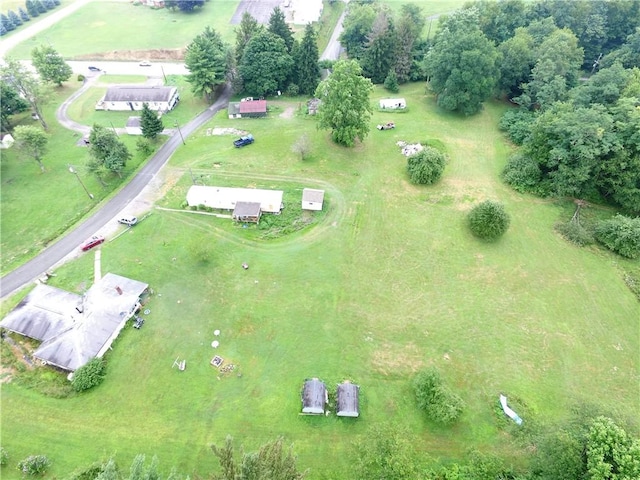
[139,61,152,67]
[118,215,138,226]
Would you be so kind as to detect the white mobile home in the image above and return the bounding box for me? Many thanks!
[186,185,283,214]
[97,86,179,112]
[379,98,406,109]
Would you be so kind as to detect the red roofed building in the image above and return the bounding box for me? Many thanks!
[228,99,267,118]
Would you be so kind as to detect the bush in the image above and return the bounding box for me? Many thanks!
[1,447,8,466]
[594,215,640,259]
[468,200,511,241]
[77,74,85,82]
[17,455,50,476]
[502,153,541,193]
[136,137,153,156]
[71,358,106,392]
[555,220,594,246]
[407,147,446,185]
[285,83,299,96]
[383,69,399,93]
[413,368,465,424]
[498,108,536,145]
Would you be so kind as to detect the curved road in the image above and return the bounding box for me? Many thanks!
[0,84,231,298]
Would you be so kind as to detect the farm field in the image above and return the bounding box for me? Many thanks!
[1,83,638,479]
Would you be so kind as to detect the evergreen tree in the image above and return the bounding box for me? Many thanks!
[0,23,6,36]
[361,11,396,84]
[1,14,16,32]
[8,10,23,27]
[185,26,230,101]
[235,12,262,64]
[35,0,47,14]
[294,23,320,95]
[44,0,56,9]
[140,103,164,140]
[268,6,294,53]
[19,7,31,22]
[26,0,40,17]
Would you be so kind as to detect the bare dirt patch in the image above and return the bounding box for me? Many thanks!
[279,107,295,119]
[75,48,186,61]
[208,127,248,136]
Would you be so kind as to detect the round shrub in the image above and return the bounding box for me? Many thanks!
[594,215,640,259]
[1,447,8,466]
[413,368,465,425]
[502,153,541,193]
[17,455,50,476]
[468,200,511,241]
[71,358,106,392]
[407,147,446,185]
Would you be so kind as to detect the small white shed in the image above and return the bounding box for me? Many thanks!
[302,188,324,211]
[379,98,406,109]
[0,133,15,149]
[126,117,142,135]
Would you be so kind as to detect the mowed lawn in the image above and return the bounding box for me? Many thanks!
[1,83,638,479]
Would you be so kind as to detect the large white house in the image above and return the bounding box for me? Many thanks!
[186,185,284,214]
[96,86,179,112]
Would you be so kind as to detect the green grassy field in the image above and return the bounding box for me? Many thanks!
[1,83,638,479]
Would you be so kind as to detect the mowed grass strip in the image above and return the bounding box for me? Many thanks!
[1,83,638,480]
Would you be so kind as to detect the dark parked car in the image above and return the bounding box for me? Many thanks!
[88,66,101,72]
[233,134,254,148]
[81,235,105,251]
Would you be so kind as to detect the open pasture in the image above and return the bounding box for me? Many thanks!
[1,83,638,479]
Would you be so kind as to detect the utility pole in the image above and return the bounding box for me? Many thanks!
[68,165,94,200]
[174,121,185,145]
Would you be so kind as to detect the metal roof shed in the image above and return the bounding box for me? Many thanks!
[336,381,360,417]
[302,188,324,211]
[301,378,328,414]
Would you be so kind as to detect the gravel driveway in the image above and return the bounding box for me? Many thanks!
[230,0,282,24]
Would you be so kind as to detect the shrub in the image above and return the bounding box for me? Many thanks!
[594,215,640,259]
[77,74,85,82]
[413,368,464,424]
[555,220,594,246]
[17,455,50,476]
[1,447,8,466]
[136,137,153,156]
[71,358,106,392]
[407,147,446,185]
[498,108,536,145]
[285,83,299,96]
[502,153,541,193]
[468,200,511,241]
[383,69,399,93]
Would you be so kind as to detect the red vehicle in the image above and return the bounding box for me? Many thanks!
[81,235,105,251]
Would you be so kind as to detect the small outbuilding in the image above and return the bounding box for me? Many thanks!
[125,116,142,135]
[0,133,15,149]
[379,98,406,110]
[232,201,262,224]
[228,99,267,119]
[301,378,328,415]
[336,381,360,417]
[302,188,325,211]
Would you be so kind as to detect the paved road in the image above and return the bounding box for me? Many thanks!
[320,0,349,61]
[0,84,232,298]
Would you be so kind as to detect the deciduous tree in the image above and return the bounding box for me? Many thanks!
[211,436,306,480]
[13,125,49,172]
[314,59,373,147]
[185,27,230,102]
[239,30,293,97]
[424,8,499,115]
[340,2,377,59]
[407,147,446,184]
[586,416,640,479]
[88,124,131,178]
[0,58,50,130]
[140,103,164,140]
[0,81,29,132]
[31,44,72,86]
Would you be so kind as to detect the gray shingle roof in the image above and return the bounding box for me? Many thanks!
[104,86,177,103]
[336,382,360,417]
[301,378,327,414]
[302,188,325,203]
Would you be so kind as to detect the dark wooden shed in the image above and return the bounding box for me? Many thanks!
[336,381,360,417]
[301,378,327,414]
